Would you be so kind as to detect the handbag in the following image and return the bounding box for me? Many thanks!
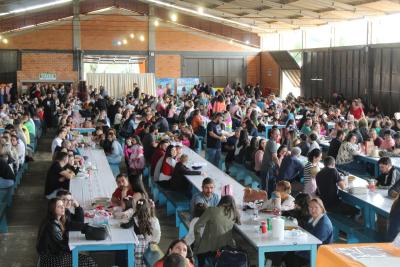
[214,246,249,267]
[83,224,108,241]
[143,243,164,267]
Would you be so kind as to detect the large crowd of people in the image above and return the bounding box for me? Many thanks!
[2,81,400,266]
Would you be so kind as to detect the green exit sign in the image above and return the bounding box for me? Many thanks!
[39,72,57,81]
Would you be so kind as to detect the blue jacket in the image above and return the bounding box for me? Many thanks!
[278,155,304,181]
[305,214,333,245]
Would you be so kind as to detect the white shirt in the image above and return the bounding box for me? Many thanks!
[309,141,320,152]
[51,137,63,154]
[308,214,324,227]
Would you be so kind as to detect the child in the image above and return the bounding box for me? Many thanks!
[128,136,145,175]
[185,203,207,246]
[261,181,295,212]
[123,137,133,169]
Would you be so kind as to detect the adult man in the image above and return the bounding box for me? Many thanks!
[376,157,400,198]
[44,152,76,199]
[154,112,169,133]
[278,147,304,182]
[206,113,225,167]
[190,177,220,215]
[143,125,158,162]
[51,128,67,155]
[260,127,280,195]
[316,156,358,217]
[111,174,135,206]
[328,129,345,159]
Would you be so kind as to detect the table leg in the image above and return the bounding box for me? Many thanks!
[127,244,135,267]
[363,206,371,229]
[369,209,377,230]
[72,248,79,267]
[310,245,317,267]
[258,248,265,267]
[374,163,379,177]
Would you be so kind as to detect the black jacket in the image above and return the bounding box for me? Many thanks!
[0,158,15,181]
[65,206,84,231]
[170,162,201,193]
[37,219,69,255]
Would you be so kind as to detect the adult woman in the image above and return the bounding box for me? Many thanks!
[277,144,288,167]
[36,198,96,267]
[194,195,240,267]
[303,149,322,196]
[254,138,266,175]
[128,136,145,175]
[336,133,362,173]
[243,136,258,170]
[158,145,177,189]
[121,198,161,267]
[282,193,311,228]
[283,198,333,267]
[56,190,84,231]
[103,129,123,177]
[349,99,364,121]
[153,239,195,267]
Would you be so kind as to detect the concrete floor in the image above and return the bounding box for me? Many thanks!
[0,131,185,267]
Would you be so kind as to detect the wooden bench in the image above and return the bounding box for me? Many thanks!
[0,202,8,233]
[177,210,191,239]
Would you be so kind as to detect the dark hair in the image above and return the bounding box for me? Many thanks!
[336,129,344,138]
[193,203,207,218]
[217,195,241,224]
[54,151,68,162]
[383,129,392,136]
[307,148,321,162]
[162,239,194,263]
[378,156,392,166]
[346,133,356,142]
[323,156,335,167]
[164,254,186,267]
[129,174,148,199]
[309,133,317,141]
[202,177,214,187]
[165,145,176,158]
[277,144,287,156]
[116,173,128,181]
[56,189,71,198]
[300,133,307,141]
[134,198,153,236]
[257,138,266,150]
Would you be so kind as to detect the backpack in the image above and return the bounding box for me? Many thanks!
[214,246,249,267]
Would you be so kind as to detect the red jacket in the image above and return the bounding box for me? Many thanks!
[151,148,165,176]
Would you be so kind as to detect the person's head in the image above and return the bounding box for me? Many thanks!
[307,148,322,163]
[308,198,326,219]
[193,203,207,218]
[116,173,130,189]
[346,132,357,144]
[305,117,312,126]
[276,180,291,197]
[213,112,223,124]
[217,195,240,224]
[308,133,318,143]
[394,132,400,145]
[107,129,116,141]
[166,239,192,260]
[165,145,177,158]
[201,177,215,198]
[179,154,189,164]
[383,130,392,141]
[369,128,378,140]
[291,147,301,157]
[45,198,65,230]
[159,139,170,151]
[378,157,392,174]
[336,129,345,141]
[294,192,311,212]
[58,128,67,139]
[129,174,148,197]
[56,190,74,209]
[131,135,141,146]
[270,128,280,141]
[323,156,335,168]
[10,134,18,146]
[277,144,288,158]
[54,151,69,167]
[258,138,266,150]
[164,253,186,267]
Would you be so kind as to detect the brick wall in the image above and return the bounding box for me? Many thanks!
[261,52,280,95]
[247,55,260,86]
[17,53,78,83]
[155,55,181,78]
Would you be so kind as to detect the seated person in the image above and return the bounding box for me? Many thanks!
[261,181,295,211]
[111,173,135,207]
[316,156,359,217]
[388,195,400,241]
[283,198,333,267]
[44,152,76,199]
[154,239,195,267]
[298,134,310,156]
[56,190,84,231]
[164,254,187,267]
[282,193,311,228]
[278,147,304,182]
[0,153,15,188]
[327,129,344,159]
[190,177,220,216]
[336,133,362,173]
[185,203,207,246]
[170,154,202,195]
[376,157,400,199]
[380,130,395,150]
[308,133,320,152]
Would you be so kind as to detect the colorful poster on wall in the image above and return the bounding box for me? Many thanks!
[177,78,200,96]
[156,78,175,97]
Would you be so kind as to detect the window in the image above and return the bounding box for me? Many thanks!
[334,19,367,47]
[304,24,331,49]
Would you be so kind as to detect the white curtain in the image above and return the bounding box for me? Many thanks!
[86,73,156,98]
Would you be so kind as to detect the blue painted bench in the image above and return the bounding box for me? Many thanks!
[0,202,8,233]
[0,187,13,207]
[177,210,191,239]
[328,213,383,243]
[163,190,190,217]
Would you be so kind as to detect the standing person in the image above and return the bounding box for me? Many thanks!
[143,125,158,163]
[194,195,241,267]
[190,178,220,216]
[43,91,56,130]
[36,198,97,267]
[206,113,226,167]
[303,149,322,196]
[120,198,161,267]
[260,128,280,195]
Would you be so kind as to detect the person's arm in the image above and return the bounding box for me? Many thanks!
[59,169,75,181]
[272,153,279,167]
[149,217,161,243]
[389,177,400,199]
[49,222,69,252]
[312,215,333,243]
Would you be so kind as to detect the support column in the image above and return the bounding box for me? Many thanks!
[148,5,156,73]
[72,0,82,80]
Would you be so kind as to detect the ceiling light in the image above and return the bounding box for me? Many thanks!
[229,39,233,44]
[198,7,204,14]
[122,39,128,45]
[154,20,159,26]
[171,14,177,22]
[245,40,250,45]
[2,39,8,44]
[117,41,122,46]
[0,0,72,17]
[130,33,135,39]
[140,35,145,42]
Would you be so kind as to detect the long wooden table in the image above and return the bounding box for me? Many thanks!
[69,148,137,267]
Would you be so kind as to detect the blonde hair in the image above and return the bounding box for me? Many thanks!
[276,180,291,194]
[309,198,326,213]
